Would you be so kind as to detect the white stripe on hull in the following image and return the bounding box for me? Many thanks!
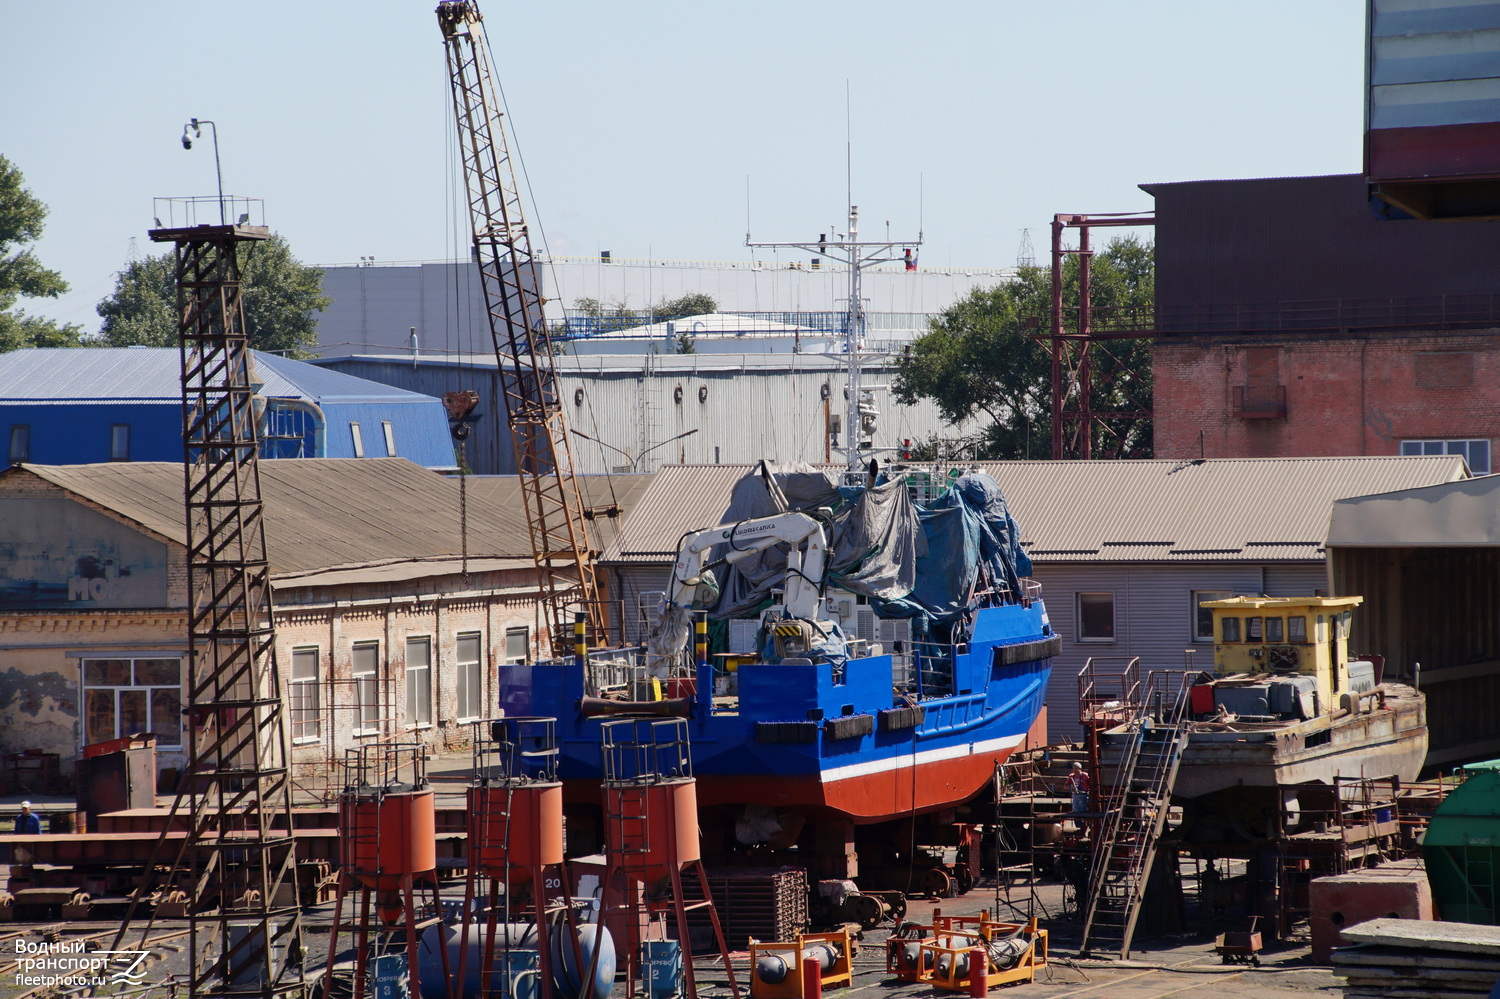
[819,733,1025,784]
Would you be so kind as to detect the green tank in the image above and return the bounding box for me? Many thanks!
[1424,759,1500,924]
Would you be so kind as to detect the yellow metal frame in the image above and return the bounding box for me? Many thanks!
[749,928,853,999]
[917,917,1048,991]
[885,921,934,981]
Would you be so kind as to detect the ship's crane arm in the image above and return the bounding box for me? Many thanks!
[668,512,830,622]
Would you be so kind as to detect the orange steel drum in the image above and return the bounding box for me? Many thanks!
[338,789,438,889]
[468,783,564,882]
[606,779,700,884]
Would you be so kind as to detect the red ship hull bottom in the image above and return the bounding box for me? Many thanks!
[693,733,1026,823]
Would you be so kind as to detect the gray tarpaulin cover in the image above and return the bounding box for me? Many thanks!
[710,462,1030,630]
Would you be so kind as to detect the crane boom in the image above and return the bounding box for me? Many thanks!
[437,1,606,652]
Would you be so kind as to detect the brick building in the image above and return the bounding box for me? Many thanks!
[0,459,624,792]
[1146,174,1500,473]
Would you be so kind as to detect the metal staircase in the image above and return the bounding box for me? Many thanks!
[1079,673,1193,959]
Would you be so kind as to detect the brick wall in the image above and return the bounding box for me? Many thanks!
[1154,331,1500,462]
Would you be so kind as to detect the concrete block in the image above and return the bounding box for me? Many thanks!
[1310,859,1434,963]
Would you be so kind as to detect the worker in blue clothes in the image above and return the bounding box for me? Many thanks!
[13,801,39,835]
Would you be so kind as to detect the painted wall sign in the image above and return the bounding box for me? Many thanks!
[0,499,170,610]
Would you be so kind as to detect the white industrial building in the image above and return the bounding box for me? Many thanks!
[312,255,1014,359]
[316,351,978,476]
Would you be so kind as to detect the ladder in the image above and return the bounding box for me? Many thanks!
[1079,673,1193,959]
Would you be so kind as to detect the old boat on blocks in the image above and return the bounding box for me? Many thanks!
[500,462,1058,877]
[1094,595,1427,835]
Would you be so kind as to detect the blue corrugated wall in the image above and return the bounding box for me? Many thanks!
[0,403,184,466]
[0,398,456,470]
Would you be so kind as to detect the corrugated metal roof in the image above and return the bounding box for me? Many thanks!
[253,351,436,402]
[8,459,540,575]
[464,473,655,554]
[0,348,437,404]
[272,556,532,589]
[599,456,1466,566]
[601,464,753,563]
[1328,473,1500,547]
[982,456,1465,561]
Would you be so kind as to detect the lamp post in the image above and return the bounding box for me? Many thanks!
[181,118,225,225]
[574,428,699,471]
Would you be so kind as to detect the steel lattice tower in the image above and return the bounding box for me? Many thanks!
[438,0,606,653]
[155,219,306,999]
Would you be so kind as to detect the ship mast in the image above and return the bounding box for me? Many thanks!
[749,205,921,474]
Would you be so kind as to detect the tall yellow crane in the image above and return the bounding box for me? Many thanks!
[436,1,607,653]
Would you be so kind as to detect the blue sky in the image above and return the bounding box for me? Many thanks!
[4,2,1366,331]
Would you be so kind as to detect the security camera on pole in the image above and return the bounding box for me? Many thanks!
[180,117,225,225]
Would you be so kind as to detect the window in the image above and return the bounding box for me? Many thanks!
[1265,617,1284,643]
[1401,438,1490,475]
[382,421,397,457]
[1192,590,1233,642]
[1246,617,1263,642]
[110,424,130,461]
[455,632,484,722]
[9,425,29,463]
[82,657,182,749]
[350,422,365,458]
[405,636,432,728]
[1221,617,1241,642]
[1288,616,1307,643]
[1076,592,1114,643]
[289,648,321,743]
[352,642,380,735]
[505,627,530,664]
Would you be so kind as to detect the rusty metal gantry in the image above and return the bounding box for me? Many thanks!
[1048,212,1155,460]
[124,212,306,999]
[437,0,608,654]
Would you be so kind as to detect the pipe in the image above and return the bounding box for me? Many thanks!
[268,397,328,457]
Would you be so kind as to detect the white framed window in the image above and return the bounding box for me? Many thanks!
[82,657,182,749]
[1192,590,1233,642]
[110,424,130,461]
[1076,592,1115,643]
[350,422,365,458]
[9,425,29,463]
[352,642,381,736]
[405,636,432,728]
[505,627,530,665]
[455,632,484,722]
[289,647,321,743]
[382,421,397,457]
[1400,438,1490,474]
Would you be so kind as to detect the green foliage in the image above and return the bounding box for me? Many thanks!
[893,235,1154,459]
[95,254,176,347]
[95,233,331,357]
[651,292,716,320]
[674,332,697,354]
[0,156,82,351]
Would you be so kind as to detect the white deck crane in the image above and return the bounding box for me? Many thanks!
[646,511,844,670]
[437,1,608,653]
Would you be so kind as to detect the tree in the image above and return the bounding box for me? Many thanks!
[0,156,84,351]
[650,292,716,320]
[893,235,1154,459]
[95,233,331,357]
